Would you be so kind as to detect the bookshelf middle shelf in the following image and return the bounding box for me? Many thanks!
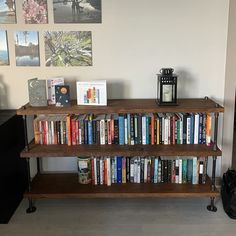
[21,141,222,158]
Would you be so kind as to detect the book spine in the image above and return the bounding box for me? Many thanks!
[118,116,125,145]
[117,156,122,183]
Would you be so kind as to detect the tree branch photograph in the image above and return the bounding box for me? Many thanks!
[44,31,92,67]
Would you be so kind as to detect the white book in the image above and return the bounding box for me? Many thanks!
[47,77,64,105]
[99,115,106,145]
[178,159,182,184]
[164,116,169,145]
[134,157,138,183]
[144,158,148,183]
[194,113,199,144]
[124,117,128,145]
[142,116,146,145]
[94,157,97,185]
[192,157,198,184]
[100,158,103,185]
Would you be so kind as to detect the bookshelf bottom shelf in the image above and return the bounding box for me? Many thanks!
[25,173,220,199]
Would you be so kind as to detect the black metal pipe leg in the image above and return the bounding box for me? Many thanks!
[207,197,217,212]
[26,198,36,213]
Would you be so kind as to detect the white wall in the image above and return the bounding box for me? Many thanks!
[222,0,236,173]
[0,0,229,173]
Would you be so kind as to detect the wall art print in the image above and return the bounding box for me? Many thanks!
[0,0,16,24]
[22,0,48,24]
[14,31,40,66]
[0,30,9,65]
[44,31,92,67]
[53,0,101,23]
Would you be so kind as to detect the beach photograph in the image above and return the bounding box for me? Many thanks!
[53,0,101,23]
[0,0,16,23]
[44,31,92,67]
[14,31,40,66]
[0,30,9,65]
[22,0,48,24]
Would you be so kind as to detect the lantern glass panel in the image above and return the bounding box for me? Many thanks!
[162,84,173,102]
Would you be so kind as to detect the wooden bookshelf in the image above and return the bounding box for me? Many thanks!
[17,98,223,213]
[20,141,222,158]
[25,173,219,199]
[17,98,224,116]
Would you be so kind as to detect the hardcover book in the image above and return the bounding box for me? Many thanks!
[28,78,47,107]
[55,85,70,107]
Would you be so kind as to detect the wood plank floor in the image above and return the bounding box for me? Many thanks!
[1,198,236,236]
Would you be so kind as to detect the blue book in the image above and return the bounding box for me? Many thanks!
[116,156,122,183]
[118,115,125,145]
[154,158,159,183]
[88,120,93,144]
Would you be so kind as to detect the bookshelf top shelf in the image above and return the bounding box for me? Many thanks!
[16,98,224,115]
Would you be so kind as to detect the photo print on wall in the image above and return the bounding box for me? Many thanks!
[0,0,16,24]
[53,0,101,23]
[22,0,48,24]
[14,31,40,66]
[0,30,9,65]
[44,31,92,67]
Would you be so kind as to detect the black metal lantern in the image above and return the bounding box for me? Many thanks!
[157,68,178,105]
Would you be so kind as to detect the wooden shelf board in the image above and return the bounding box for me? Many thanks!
[20,142,222,158]
[17,98,224,115]
[24,173,219,199]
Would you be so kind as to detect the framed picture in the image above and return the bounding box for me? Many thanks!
[0,0,16,24]
[22,0,48,24]
[53,0,101,24]
[0,30,9,66]
[44,31,92,67]
[76,80,107,106]
[14,31,40,66]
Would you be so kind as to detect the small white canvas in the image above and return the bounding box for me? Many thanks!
[76,80,107,106]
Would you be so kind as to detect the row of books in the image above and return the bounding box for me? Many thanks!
[33,113,212,146]
[78,156,208,186]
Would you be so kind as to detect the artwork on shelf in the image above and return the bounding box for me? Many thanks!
[0,30,9,66]
[44,31,92,67]
[47,77,65,105]
[76,80,107,106]
[53,0,101,24]
[22,0,48,24]
[0,0,16,24]
[28,78,47,107]
[55,85,70,107]
[14,31,40,66]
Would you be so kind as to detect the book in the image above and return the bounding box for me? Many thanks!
[47,77,64,105]
[55,85,70,107]
[28,78,47,107]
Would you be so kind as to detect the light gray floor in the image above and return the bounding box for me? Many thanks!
[0,198,236,236]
